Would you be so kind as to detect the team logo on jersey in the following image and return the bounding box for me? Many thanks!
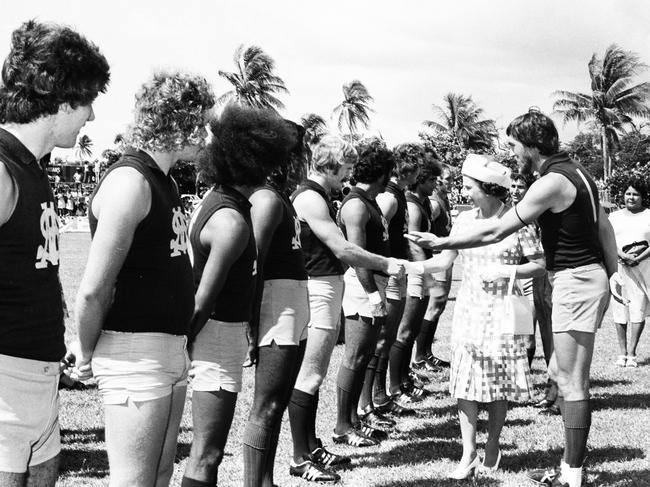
[35,202,60,269]
[170,206,189,257]
[291,215,302,250]
[381,215,389,241]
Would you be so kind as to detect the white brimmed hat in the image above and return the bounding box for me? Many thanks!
[461,154,511,188]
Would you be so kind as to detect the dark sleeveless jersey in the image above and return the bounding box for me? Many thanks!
[406,191,433,259]
[89,148,194,335]
[385,181,410,259]
[339,186,390,275]
[258,184,307,281]
[537,152,603,270]
[430,190,451,237]
[291,180,345,277]
[190,186,257,322]
[0,129,64,361]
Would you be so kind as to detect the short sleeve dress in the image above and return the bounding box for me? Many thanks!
[449,206,544,402]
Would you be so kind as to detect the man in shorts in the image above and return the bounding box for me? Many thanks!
[361,142,420,415]
[407,109,623,487]
[0,20,109,486]
[289,135,403,471]
[412,163,453,371]
[334,138,396,444]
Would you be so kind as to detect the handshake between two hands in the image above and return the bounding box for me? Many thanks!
[59,340,93,383]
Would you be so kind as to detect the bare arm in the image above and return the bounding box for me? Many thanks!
[376,192,397,223]
[597,207,620,278]
[247,188,283,363]
[406,201,427,262]
[407,176,562,250]
[340,198,378,294]
[293,190,401,275]
[0,161,17,227]
[74,167,150,376]
[190,208,249,337]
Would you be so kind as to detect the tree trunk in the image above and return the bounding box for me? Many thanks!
[601,127,610,180]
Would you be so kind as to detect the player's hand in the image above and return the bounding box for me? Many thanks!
[367,291,388,318]
[65,341,94,382]
[480,264,511,283]
[243,324,258,367]
[385,257,405,278]
[403,261,425,275]
[404,232,443,250]
[609,272,629,305]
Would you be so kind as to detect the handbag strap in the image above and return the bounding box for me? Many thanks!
[507,266,517,296]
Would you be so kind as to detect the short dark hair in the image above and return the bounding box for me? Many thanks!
[392,143,422,180]
[478,180,509,201]
[0,20,110,123]
[506,110,559,156]
[352,138,394,184]
[200,104,300,187]
[510,171,536,188]
[409,154,442,190]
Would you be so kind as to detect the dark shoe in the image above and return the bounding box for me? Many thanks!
[290,458,340,482]
[539,405,561,416]
[412,359,437,373]
[534,398,555,408]
[374,399,416,417]
[332,428,377,447]
[311,439,351,467]
[391,390,421,405]
[427,354,450,368]
[527,466,560,486]
[357,422,389,441]
[359,408,396,428]
[409,367,431,384]
[401,382,427,401]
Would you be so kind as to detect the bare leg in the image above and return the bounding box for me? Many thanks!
[155,386,187,487]
[614,322,628,357]
[629,321,645,357]
[484,401,507,467]
[0,472,24,487]
[104,395,176,487]
[456,399,478,467]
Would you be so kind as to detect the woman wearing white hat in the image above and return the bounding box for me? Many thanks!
[406,154,546,479]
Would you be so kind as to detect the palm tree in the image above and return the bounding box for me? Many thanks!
[423,93,497,152]
[75,134,93,162]
[332,80,374,141]
[217,44,289,111]
[300,113,328,145]
[553,44,650,178]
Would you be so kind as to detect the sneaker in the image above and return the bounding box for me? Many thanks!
[359,408,396,428]
[426,354,450,368]
[412,359,437,373]
[391,390,421,405]
[289,458,340,482]
[374,398,416,416]
[357,422,389,441]
[409,368,430,386]
[401,382,427,401]
[626,356,638,367]
[615,355,627,367]
[311,439,351,467]
[527,466,560,486]
[332,428,377,447]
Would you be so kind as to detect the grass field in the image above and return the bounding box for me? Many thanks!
[57,233,650,487]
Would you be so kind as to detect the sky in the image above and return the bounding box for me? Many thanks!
[1,0,649,161]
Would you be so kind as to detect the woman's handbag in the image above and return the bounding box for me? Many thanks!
[502,267,534,335]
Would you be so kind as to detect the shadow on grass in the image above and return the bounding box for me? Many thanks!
[591,392,650,410]
[60,446,108,478]
[375,478,500,487]
[590,377,632,388]
[505,445,644,471]
[61,427,105,444]
[590,467,650,487]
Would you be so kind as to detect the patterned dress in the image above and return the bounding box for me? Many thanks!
[449,206,543,402]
